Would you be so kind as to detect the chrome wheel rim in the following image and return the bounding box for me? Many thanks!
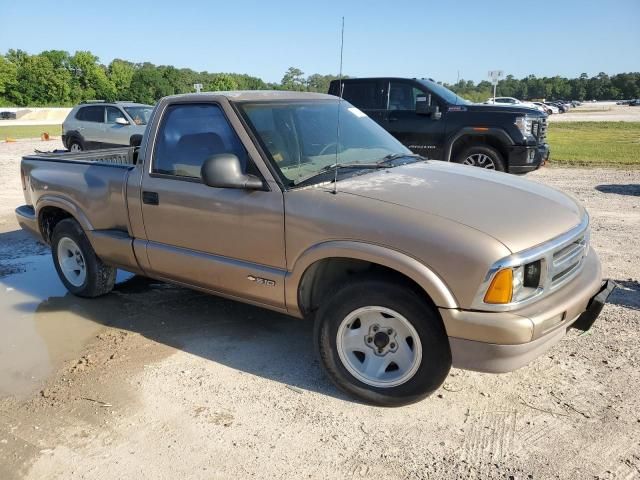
[463,153,496,169]
[70,143,82,152]
[57,237,86,287]
[336,306,422,388]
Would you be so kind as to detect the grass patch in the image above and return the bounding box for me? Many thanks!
[547,122,640,167]
[0,124,62,140]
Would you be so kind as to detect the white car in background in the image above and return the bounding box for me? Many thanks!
[533,102,559,114]
[485,97,547,113]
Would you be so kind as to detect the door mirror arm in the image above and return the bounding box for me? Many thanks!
[201,154,264,190]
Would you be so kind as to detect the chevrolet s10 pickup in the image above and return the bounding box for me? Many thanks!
[16,91,614,406]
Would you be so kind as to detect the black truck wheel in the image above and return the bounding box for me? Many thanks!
[314,277,451,407]
[454,145,506,172]
[51,218,116,297]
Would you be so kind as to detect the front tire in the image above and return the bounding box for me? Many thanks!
[68,139,83,152]
[454,144,505,172]
[315,278,451,406]
[51,219,116,297]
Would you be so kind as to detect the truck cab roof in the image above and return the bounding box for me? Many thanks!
[162,91,336,103]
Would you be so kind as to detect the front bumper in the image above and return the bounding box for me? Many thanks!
[441,249,613,373]
[508,143,549,174]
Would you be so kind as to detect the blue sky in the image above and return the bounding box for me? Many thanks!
[1,0,638,84]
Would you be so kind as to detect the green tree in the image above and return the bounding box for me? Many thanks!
[281,67,305,91]
[69,51,116,101]
[109,59,135,99]
[0,56,18,103]
[205,73,237,91]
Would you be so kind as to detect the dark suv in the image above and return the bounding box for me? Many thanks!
[329,77,549,173]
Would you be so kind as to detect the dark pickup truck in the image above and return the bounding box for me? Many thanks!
[329,77,550,173]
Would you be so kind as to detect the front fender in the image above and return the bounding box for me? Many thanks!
[285,240,458,317]
[444,126,515,162]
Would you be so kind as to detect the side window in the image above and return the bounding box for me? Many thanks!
[341,82,382,109]
[106,106,125,123]
[388,82,426,111]
[76,106,105,123]
[153,103,249,179]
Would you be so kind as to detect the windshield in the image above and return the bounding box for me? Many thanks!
[417,79,471,105]
[239,100,411,186]
[124,106,154,125]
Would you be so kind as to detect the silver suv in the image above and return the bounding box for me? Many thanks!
[62,101,154,151]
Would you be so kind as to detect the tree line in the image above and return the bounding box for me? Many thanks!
[0,49,638,107]
[445,73,640,103]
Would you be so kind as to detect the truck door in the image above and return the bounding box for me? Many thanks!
[139,101,287,309]
[382,80,446,160]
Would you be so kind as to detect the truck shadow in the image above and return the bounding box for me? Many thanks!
[595,184,640,197]
[609,280,640,311]
[7,272,349,401]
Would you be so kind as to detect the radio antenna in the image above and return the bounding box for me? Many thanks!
[332,16,345,195]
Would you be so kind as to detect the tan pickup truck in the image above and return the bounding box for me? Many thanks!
[16,91,614,406]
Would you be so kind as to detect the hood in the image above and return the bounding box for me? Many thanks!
[465,103,545,116]
[336,161,584,253]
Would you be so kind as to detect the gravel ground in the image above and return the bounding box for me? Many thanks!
[0,141,638,479]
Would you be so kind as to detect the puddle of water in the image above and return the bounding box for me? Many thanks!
[0,254,133,399]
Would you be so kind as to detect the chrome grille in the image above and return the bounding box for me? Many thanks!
[536,117,548,143]
[549,232,588,288]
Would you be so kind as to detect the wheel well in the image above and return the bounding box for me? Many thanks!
[39,207,73,243]
[450,134,509,166]
[298,258,437,319]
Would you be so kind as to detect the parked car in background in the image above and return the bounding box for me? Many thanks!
[484,97,546,113]
[629,99,640,106]
[0,111,17,120]
[547,101,568,113]
[62,101,154,151]
[330,78,549,174]
[15,91,613,406]
[533,102,557,114]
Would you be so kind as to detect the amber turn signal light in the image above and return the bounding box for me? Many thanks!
[484,268,513,304]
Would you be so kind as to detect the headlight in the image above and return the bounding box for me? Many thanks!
[514,115,533,137]
[484,260,543,304]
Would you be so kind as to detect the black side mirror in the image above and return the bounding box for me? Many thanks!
[201,154,264,190]
[130,134,143,147]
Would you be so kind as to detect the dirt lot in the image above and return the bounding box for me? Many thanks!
[0,140,639,479]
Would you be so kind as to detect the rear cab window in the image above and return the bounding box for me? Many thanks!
[340,81,385,110]
[152,103,250,179]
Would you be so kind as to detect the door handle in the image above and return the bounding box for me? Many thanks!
[142,191,159,205]
[388,116,399,122]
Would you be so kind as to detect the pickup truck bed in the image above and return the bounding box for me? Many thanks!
[25,146,137,166]
[18,147,137,245]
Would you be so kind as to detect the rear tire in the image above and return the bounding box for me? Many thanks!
[314,277,451,407]
[68,139,83,152]
[51,218,116,297]
[454,144,505,172]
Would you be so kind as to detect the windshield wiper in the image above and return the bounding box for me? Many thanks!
[377,153,424,165]
[295,162,387,186]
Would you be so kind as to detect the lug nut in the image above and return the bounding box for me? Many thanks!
[387,329,393,335]
[378,348,383,354]
[367,337,373,343]
[372,326,379,332]
[390,343,396,349]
